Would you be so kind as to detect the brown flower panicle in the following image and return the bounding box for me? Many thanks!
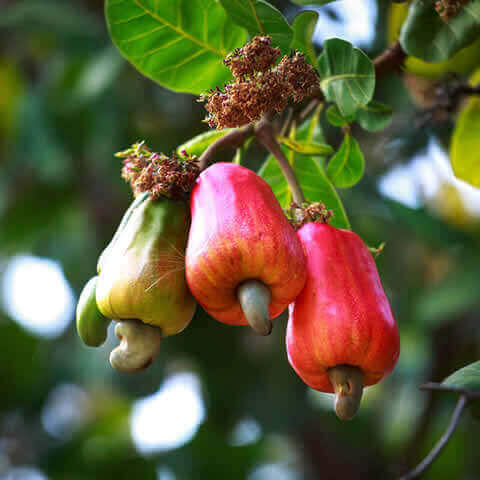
[202,36,319,129]
[289,202,333,231]
[435,0,471,21]
[116,142,200,201]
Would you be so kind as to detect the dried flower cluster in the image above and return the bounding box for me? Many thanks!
[116,142,199,200]
[201,36,319,129]
[435,0,471,21]
[289,202,333,231]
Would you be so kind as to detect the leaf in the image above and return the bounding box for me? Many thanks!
[105,0,246,95]
[325,105,355,127]
[389,2,480,79]
[443,361,480,392]
[400,0,480,62]
[259,108,350,229]
[277,136,333,155]
[317,38,375,117]
[219,0,293,52]
[355,101,393,132]
[450,85,480,187]
[177,129,234,158]
[326,134,365,188]
[290,10,319,69]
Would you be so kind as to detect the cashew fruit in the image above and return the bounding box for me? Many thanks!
[287,223,400,419]
[185,163,306,335]
[96,194,196,335]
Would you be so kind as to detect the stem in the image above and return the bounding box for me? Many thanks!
[198,124,253,170]
[399,395,468,480]
[255,117,305,205]
[373,41,407,77]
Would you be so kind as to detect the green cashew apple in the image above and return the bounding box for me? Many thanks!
[95,193,196,372]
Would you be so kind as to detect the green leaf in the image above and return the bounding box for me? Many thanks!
[325,105,355,127]
[318,38,375,117]
[177,129,234,158]
[443,361,480,392]
[259,108,350,229]
[290,11,319,69]
[277,136,334,156]
[326,134,365,188]
[219,0,293,52]
[105,0,246,95]
[355,100,393,132]
[450,93,480,187]
[400,0,480,62]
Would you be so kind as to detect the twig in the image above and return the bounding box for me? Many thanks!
[373,41,407,77]
[399,395,468,480]
[198,124,253,170]
[255,117,305,204]
[420,382,480,399]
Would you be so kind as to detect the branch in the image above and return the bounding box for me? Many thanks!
[198,124,253,170]
[420,382,480,399]
[399,395,468,480]
[255,117,305,205]
[373,41,407,77]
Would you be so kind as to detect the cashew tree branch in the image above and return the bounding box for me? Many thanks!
[399,394,469,480]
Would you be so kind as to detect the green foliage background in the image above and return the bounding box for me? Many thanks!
[0,1,479,479]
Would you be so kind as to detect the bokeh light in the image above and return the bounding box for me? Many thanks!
[1,255,75,338]
[130,372,205,454]
[313,0,377,47]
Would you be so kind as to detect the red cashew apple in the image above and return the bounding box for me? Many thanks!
[287,223,400,420]
[185,163,306,335]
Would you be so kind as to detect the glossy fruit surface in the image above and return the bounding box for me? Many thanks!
[287,223,400,393]
[185,163,306,326]
[96,194,196,336]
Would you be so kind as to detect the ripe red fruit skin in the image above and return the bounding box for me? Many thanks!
[185,163,306,325]
[287,223,400,392]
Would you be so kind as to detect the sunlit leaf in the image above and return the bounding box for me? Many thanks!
[277,136,333,156]
[259,108,350,229]
[450,69,480,187]
[219,0,293,52]
[290,10,319,69]
[317,38,375,116]
[105,0,246,95]
[325,105,354,127]
[355,101,393,132]
[177,129,234,158]
[400,0,480,62]
[326,134,364,188]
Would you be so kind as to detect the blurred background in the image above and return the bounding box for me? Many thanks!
[1,0,479,479]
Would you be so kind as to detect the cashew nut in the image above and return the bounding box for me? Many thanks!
[328,365,364,421]
[237,280,272,336]
[109,319,162,373]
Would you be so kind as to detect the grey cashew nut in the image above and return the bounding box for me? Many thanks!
[109,319,162,373]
